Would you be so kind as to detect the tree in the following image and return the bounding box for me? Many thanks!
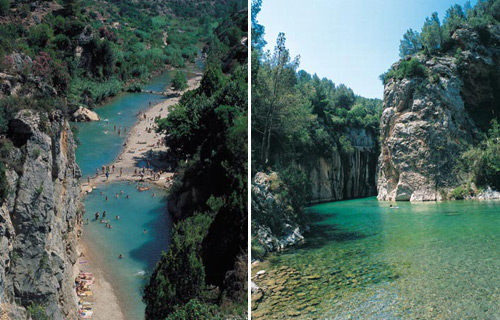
[143,214,212,319]
[27,24,54,49]
[399,29,422,57]
[172,71,188,91]
[421,12,442,54]
[251,0,266,51]
[254,32,300,165]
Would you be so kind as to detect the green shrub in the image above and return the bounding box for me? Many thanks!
[171,71,188,91]
[165,299,220,320]
[0,0,10,16]
[27,303,50,320]
[382,58,427,84]
[449,185,472,200]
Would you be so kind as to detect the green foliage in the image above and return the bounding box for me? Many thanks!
[27,303,50,320]
[144,214,212,319]
[146,8,247,319]
[421,12,442,54]
[165,299,221,320]
[449,185,473,200]
[27,24,54,49]
[459,119,500,189]
[171,71,188,91]
[251,237,266,260]
[399,29,422,58]
[381,58,427,84]
[398,0,500,58]
[0,0,10,16]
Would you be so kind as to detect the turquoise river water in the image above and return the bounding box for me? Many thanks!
[254,197,500,319]
[75,72,178,319]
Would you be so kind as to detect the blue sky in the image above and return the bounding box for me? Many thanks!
[258,0,477,99]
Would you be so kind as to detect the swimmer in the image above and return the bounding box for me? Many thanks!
[95,212,99,220]
[116,193,119,198]
[105,196,108,201]
[120,190,124,194]
[151,193,155,197]
[116,215,120,220]
[102,211,106,218]
[126,195,130,199]
[119,254,123,259]
[143,229,147,235]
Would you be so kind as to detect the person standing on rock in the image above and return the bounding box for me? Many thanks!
[120,168,123,177]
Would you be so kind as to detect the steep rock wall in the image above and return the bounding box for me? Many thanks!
[302,128,378,203]
[0,110,81,319]
[378,25,499,201]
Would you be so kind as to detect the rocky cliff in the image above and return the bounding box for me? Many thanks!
[302,128,378,203]
[378,25,500,201]
[0,110,81,319]
[252,128,378,253]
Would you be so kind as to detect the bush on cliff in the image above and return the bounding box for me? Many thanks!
[459,119,500,189]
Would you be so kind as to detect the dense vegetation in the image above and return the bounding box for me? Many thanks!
[0,0,242,202]
[143,8,247,320]
[251,0,381,251]
[397,0,499,58]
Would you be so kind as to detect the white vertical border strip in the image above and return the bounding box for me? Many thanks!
[247,0,252,318]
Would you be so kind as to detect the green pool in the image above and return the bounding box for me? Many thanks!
[253,197,500,319]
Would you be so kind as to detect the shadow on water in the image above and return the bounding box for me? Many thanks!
[129,204,172,269]
[294,210,375,251]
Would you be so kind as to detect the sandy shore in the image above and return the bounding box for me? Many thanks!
[76,75,202,319]
[76,240,125,320]
[81,75,202,194]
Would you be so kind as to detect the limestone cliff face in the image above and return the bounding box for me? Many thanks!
[378,25,499,201]
[0,110,81,319]
[303,128,378,203]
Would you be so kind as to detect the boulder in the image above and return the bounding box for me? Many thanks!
[72,106,100,122]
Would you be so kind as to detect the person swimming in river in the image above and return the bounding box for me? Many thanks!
[102,211,106,218]
[116,193,119,199]
[126,194,130,199]
[116,215,120,220]
[143,229,147,235]
[119,254,123,259]
[105,196,108,201]
[95,212,99,220]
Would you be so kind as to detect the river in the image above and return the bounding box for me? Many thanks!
[253,197,500,319]
[75,72,176,319]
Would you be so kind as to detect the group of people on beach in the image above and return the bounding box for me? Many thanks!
[75,272,94,318]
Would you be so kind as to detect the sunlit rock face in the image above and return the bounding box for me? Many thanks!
[378,25,499,201]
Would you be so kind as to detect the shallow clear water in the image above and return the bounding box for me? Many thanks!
[82,182,171,319]
[254,197,500,319]
[75,72,175,319]
[75,73,171,178]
